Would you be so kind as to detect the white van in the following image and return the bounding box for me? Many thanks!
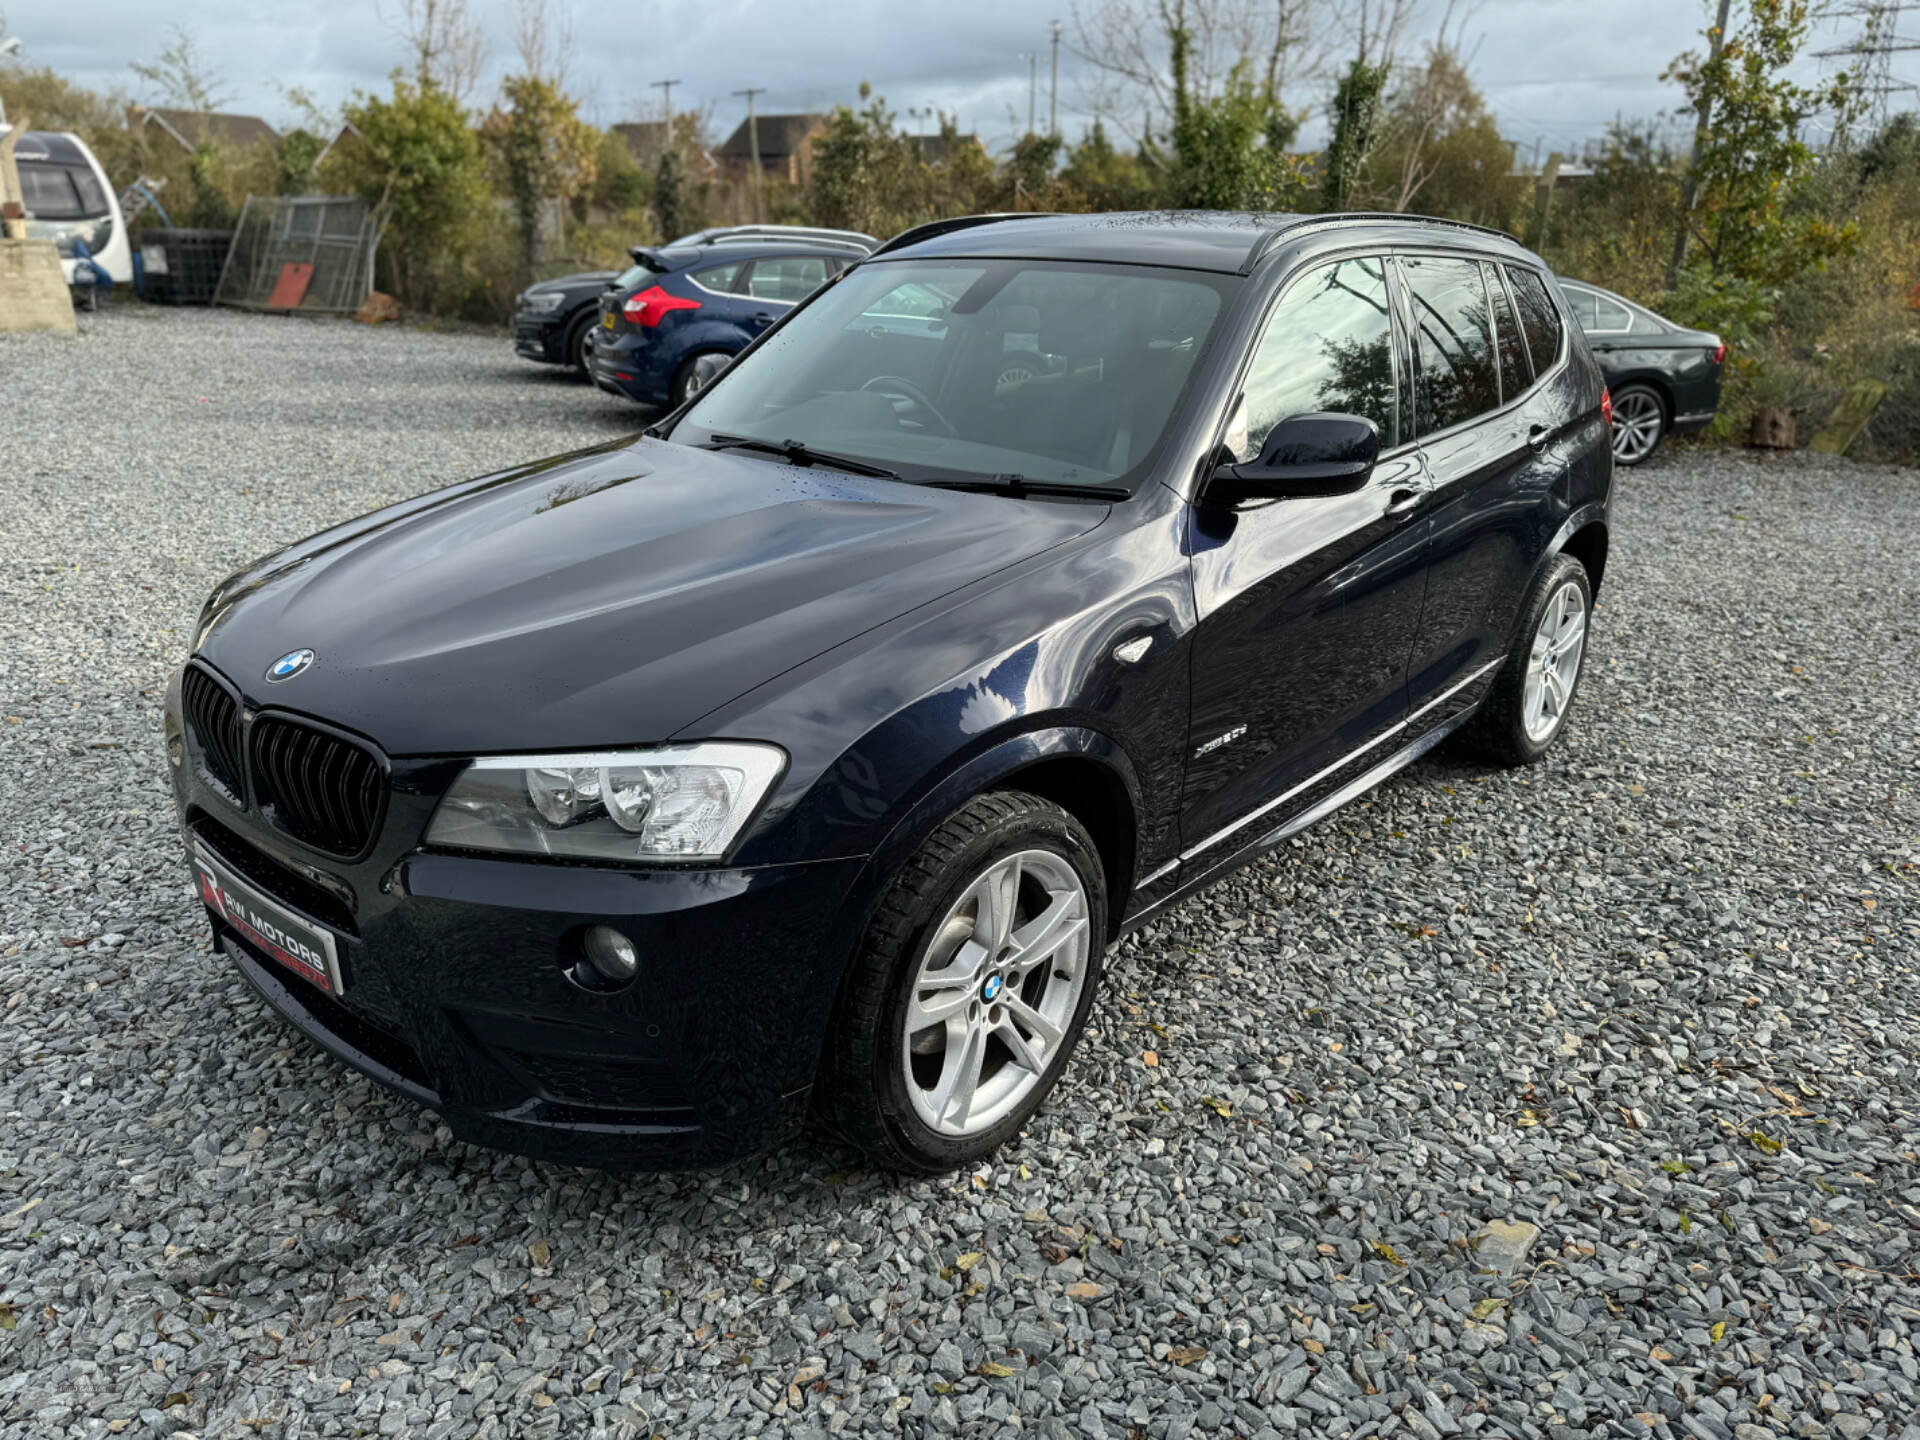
[3,127,133,285]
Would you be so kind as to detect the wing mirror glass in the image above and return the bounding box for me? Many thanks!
[1204,411,1382,505]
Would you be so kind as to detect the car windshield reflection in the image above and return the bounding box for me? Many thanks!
[674,260,1235,489]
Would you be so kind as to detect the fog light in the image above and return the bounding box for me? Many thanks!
[166,733,185,769]
[582,925,638,985]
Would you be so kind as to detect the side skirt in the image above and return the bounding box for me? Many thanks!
[1118,705,1477,936]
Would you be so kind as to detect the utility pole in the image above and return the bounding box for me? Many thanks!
[1049,20,1062,136]
[1666,0,1733,289]
[651,77,680,141]
[733,87,765,222]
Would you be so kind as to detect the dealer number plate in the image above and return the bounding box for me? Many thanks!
[193,842,345,995]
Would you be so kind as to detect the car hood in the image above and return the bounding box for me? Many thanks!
[528,271,615,291]
[195,439,1106,755]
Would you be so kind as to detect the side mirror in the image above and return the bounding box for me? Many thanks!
[1204,412,1382,505]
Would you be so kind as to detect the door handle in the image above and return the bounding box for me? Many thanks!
[1384,488,1423,516]
[752,312,775,323]
[1527,424,1551,452]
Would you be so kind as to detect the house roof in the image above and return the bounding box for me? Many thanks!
[611,121,671,155]
[314,121,360,167]
[717,113,827,161]
[135,107,279,152]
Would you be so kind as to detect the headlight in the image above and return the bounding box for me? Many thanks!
[520,291,566,313]
[425,743,786,863]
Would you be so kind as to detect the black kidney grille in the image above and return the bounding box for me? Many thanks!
[250,717,384,857]
[182,665,244,798]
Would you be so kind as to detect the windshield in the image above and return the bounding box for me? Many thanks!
[675,259,1233,489]
[19,161,109,221]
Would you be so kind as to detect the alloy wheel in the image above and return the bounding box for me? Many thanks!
[900,848,1091,1138]
[1610,389,1662,464]
[1524,580,1588,742]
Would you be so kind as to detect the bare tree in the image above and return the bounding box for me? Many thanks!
[1071,0,1336,144]
[511,0,574,84]
[1340,0,1424,67]
[130,23,235,115]
[1381,2,1480,211]
[384,0,487,101]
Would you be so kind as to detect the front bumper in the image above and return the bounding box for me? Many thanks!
[513,314,566,362]
[171,725,865,1169]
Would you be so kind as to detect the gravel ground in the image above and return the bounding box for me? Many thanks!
[1,306,1916,1440]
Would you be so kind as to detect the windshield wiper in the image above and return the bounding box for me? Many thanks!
[923,474,1128,501]
[702,434,900,480]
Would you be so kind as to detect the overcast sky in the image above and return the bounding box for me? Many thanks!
[0,0,1880,158]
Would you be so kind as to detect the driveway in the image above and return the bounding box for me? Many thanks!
[1,308,1915,1440]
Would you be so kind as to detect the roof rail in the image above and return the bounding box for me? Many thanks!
[1239,212,1521,275]
[867,212,1059,259]
[667,224,878,252]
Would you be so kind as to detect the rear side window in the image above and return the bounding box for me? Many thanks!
[1401,256,1499,437]
[1484,263,1531,400]
[1562,283,1630,333]
[1242,255,1399,453]
[1506,267,1565,376]
[691,261,747,294]
[747,255,831,304]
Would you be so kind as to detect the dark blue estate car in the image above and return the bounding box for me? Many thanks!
[171,211,1613,1174]
[589,228,874,407]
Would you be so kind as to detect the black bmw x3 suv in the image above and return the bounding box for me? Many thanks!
[169,210,1612,1172]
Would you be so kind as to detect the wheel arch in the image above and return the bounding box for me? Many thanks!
[804,724,1144,1105]
[1609,373,1673,423]
[1559,518,1610,601]
[840,725,1145,955]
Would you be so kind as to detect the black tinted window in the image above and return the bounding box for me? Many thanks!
[1402,256,1498,436]
[1506,267,1564,376]
[1485,263,1531,400]
[1242,256,1398,453]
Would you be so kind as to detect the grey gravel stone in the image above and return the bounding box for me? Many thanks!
[1,308,1917,1440]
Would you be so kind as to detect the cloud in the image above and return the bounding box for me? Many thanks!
[1,0,1872,155]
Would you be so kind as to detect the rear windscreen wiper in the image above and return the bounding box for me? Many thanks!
[703,434,900,480]
[923,475,1128,501]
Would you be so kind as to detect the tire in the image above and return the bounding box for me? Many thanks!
[1610,383,1665,466]
[671,351,725,406]
[819,791,1108,1173]
[564,313,595,377]
[1457,553,1593,766]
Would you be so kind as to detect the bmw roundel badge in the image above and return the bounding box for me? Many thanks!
[981,974,1004,1002]
[266,649,316,683]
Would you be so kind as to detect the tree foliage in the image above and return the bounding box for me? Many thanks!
[1370,46,1527,228]
[1058,119,1156,210]
[1160,26,1303,209]
[810,91,930,237]
[1667,0,1856,285]
[328,71,489,308]
[1321,57,1390,209]
[482,72,598,285]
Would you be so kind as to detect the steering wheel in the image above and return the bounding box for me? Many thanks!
[860,375,958,437]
